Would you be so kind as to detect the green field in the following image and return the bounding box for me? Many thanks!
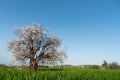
[0,68,120,80]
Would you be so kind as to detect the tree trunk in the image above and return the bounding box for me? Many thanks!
[29,58,38,71]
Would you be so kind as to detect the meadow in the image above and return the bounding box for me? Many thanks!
[0,67,120,80]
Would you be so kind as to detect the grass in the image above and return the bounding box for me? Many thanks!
[0,68,120,80]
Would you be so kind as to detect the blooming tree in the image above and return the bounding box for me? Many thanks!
[8,24,67,70]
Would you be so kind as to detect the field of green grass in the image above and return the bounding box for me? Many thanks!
[0,68,120,80]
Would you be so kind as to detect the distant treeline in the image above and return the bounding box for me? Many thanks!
[0,61,120,70]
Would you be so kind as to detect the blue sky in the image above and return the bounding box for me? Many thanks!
[0,0,120,65]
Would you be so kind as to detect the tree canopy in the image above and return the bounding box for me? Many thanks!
[8,24,67,70]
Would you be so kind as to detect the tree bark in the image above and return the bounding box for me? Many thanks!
[29,40,38,71]
[29,58,38,71]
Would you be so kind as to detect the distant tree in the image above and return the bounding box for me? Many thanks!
[102,60,108,66]
[102,60,108,69]
[8,24,67,70]
[109,61,119,69]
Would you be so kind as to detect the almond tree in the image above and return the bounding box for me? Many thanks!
[8,24,67,70]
